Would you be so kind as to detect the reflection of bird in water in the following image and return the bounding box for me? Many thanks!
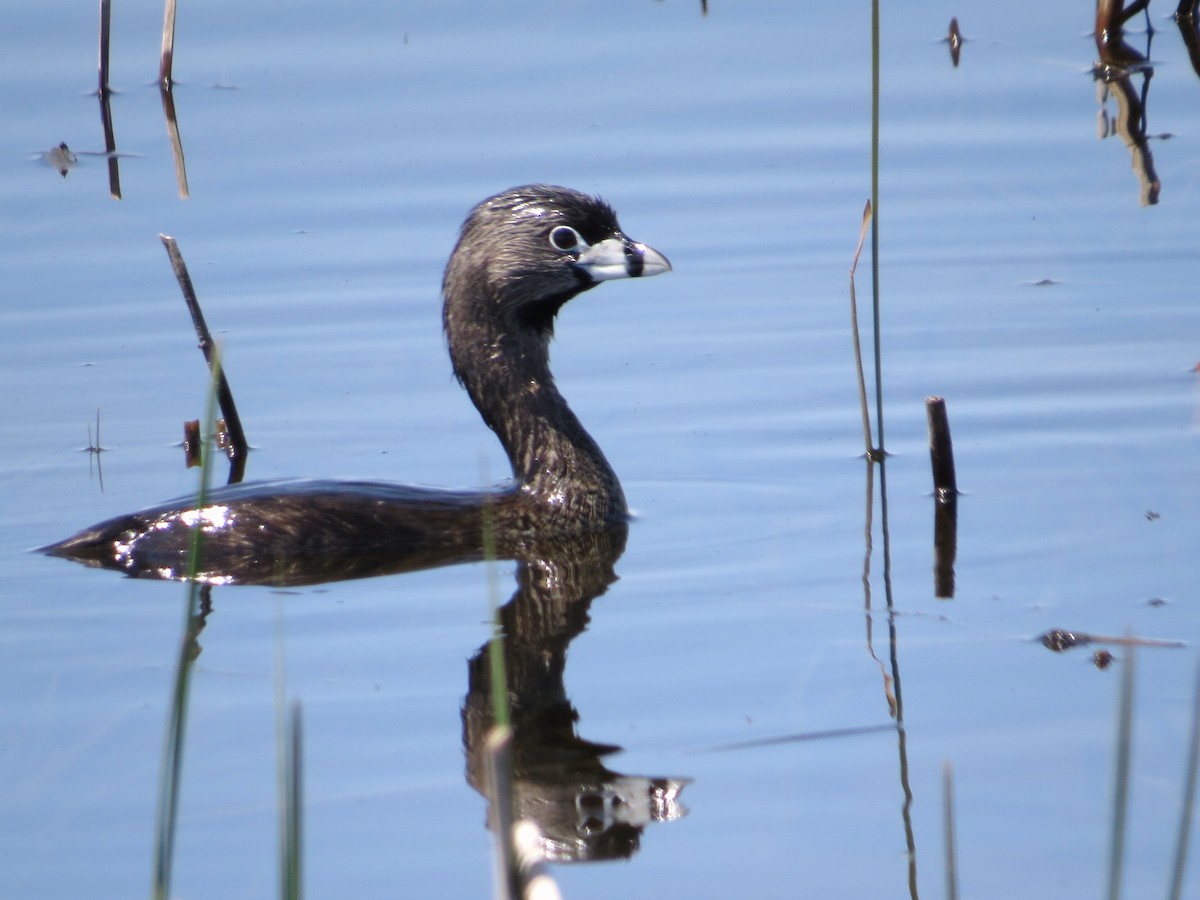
[462,527,691,862]
[42,185,671,585]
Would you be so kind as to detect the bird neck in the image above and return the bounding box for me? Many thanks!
[449,311,626,526]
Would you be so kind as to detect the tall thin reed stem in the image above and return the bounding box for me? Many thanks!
[1167,659,1200,900]
[869,0,884,458]
[1106,644,1136,900]
[282,701,303,900]
[151,348,222,899]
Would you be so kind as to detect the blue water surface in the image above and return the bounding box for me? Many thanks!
[2,2,1198,898]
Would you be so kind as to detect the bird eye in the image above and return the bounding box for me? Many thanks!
[548,225,584,253]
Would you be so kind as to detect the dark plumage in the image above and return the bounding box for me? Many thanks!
[41,185,670,585]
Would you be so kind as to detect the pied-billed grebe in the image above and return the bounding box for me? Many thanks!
[41,185,670,585]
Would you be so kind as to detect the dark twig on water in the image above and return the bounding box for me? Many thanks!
[926,397,959,598]
[182,419,201,468]
[926,396,958,500]
[97,0,122,201]
[946,17,963,68]
[159,234,248,482]
[933,495,957,600]
[97,91,122,200]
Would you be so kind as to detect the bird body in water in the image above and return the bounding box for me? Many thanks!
[41,185,670,585]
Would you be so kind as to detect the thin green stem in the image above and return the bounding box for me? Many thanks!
[1106,644,1136,900]
[151,348,222,899]
[1167,659,1200,900]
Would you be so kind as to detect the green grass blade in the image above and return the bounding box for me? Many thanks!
[282,700,304,900]
[1167,659,1200,900]
[151,348,222,899]
[1106,643,1136,900]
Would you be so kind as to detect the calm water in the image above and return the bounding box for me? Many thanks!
[3,1,1199,897]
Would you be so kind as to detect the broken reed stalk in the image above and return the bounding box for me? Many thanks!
[159,86,190,199]
[160,0,177,87]
[933,496,958,599]
[159,234,248,479]
[98,0,112,94]
[848,200,875,455]
[927,397,959,597]
[926,396,958,499]
[97,0,123,198]
[98,90,122,200]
